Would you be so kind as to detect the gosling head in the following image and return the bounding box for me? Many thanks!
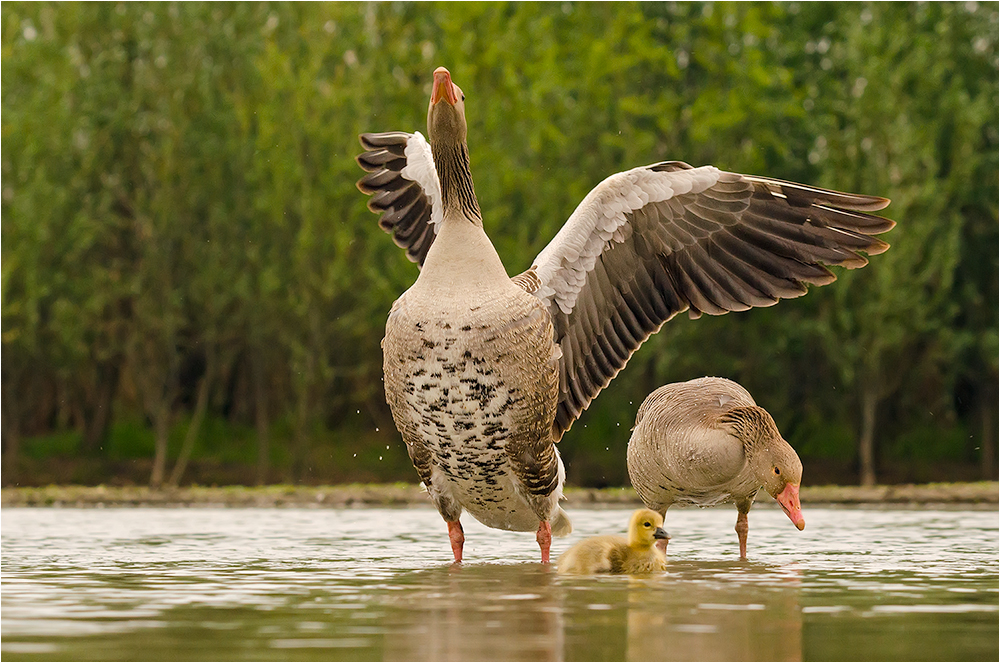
[627,509,670,549]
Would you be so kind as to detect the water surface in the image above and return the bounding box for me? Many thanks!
[2,505,997,661]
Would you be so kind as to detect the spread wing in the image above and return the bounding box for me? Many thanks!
[356,131,442,266]
[530,161,894,440]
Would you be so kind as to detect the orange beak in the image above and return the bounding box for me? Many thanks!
[431,66,458,105]
[775,482,805,531]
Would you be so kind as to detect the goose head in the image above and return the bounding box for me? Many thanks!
[763,444,805,531]
[427,66,467,150]
[627,509,670,549]
[748,411,805,531]
[722,405,805,531]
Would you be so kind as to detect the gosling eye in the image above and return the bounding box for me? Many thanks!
[643,521,651,528]
[774,467,781,475]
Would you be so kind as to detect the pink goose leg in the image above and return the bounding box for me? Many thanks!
[735,511,749,560]
[536,520,553,563]
[448,520,464,563]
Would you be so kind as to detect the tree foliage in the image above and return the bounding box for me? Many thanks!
[2,2,996,487]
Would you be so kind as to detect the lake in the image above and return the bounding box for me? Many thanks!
[2,504,997,661]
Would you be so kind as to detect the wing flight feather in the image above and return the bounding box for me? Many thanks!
[530,162,893,439]
[356,131,442,266]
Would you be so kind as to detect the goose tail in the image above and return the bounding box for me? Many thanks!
[551,507,573,537]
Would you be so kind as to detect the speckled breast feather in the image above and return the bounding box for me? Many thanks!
[383,285,562,532]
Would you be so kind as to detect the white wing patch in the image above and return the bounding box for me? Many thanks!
[400,131,444,229]
[532,164,722,315]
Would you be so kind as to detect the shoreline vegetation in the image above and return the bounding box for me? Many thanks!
[2,482,997,509]
[2,3,997,495]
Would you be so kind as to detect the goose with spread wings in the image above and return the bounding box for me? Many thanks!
[356,67,893,563]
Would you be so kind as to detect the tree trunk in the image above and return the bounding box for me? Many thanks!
[982,385,996,480]
[291,337,317,484]
[2,427,20,487]
[292,393,310,483]
[858,385,878,487]
[167,350,216,488]
[2,368,21,486]
[253,353,270,486]
[150,400,171,489]
[82,358,121,453]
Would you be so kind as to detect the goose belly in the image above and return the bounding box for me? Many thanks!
[383,292,560,531]
[632,471,761,511]
[628,425,759,511]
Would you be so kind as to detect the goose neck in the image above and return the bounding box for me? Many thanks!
[433,141,482,224]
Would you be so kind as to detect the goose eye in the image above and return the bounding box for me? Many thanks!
[643,521,651,528]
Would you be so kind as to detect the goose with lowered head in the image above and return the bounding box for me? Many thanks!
[356,66,892,563]
[628,377,805,559]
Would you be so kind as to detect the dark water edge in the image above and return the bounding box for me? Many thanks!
[2,481,997,509]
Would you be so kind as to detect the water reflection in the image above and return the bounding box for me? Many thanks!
[384,565,563,661]
[379,561,805,661]
[2,507,997,661]
[623,563,803,662]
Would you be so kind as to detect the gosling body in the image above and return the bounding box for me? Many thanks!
[557,509,669,575]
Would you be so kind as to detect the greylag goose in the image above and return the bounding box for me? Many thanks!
[356,66,892,563]
[627,377,804,559]
[557,509,669,575]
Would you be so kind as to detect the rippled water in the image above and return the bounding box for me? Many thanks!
[2,505,997,661]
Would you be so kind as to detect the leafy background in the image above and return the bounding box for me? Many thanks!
[2,2,997,488]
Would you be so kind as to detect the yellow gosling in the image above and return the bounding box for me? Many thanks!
[556,509,669,575]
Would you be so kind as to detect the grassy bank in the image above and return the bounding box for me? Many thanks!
[2,482,997,509]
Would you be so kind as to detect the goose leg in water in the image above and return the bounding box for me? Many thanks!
[448,520,464,563]
[735,511,749,559]
[536,521,552,563]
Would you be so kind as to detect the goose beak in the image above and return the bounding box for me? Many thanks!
[776,482,805,531]
[653,527,670,541]
[431,66,457,105]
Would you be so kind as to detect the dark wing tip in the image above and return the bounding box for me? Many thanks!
[862,237,891,256]
[359,131,410,150]
[865,195,892,212]
[650,161,694,173]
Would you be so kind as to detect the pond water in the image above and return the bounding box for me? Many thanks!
[2,505,997,661]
